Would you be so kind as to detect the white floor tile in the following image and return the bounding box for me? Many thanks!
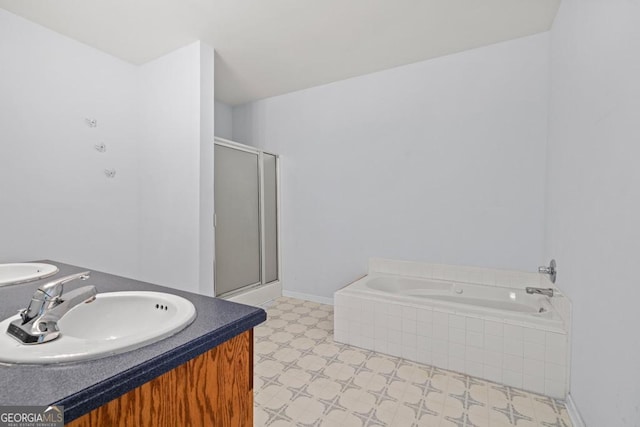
[254,297,572,427]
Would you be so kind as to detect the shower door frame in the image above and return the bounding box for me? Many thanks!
[213,137,281,298]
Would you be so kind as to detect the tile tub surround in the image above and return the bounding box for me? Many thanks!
[334,260,571,399]
[0,261,266,423]
[255,297,573,426]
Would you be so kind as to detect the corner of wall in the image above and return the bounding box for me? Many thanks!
[136,41,206,294]
[199,42,215,297]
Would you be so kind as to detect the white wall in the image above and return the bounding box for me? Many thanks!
[137,41,215,295]
[546,0,640,425]
[214,100,233,139]
[233,33,550,299]
[0,9,140,278]
[0,10,215,296]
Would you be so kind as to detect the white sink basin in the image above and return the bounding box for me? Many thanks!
[0,291,196,364]
[0,263,59,286]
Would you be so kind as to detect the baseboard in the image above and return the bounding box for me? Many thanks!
[566,393,586,427]
[282,290,333,305]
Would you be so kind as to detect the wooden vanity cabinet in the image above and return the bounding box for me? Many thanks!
[66,330,253,427]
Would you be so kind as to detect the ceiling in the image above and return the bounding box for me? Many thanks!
[0,0,560,106]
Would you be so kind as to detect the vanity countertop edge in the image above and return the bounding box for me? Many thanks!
[0,261,267,424]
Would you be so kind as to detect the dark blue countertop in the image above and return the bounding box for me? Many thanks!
[0,261,266,423]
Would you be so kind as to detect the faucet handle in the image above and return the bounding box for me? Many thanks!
[538,260,557,284]
[39,271,91,298]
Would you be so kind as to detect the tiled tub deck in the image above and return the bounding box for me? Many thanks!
[334,259,571,399]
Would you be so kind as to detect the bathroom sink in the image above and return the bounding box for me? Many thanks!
[0,263,59,286]
[0,291,196,364]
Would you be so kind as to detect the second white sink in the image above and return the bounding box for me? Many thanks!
[0,263,59,286]
[0,291,196,364]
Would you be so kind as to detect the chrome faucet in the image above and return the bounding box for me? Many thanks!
[526,287,554,297]
[6,271,97,344]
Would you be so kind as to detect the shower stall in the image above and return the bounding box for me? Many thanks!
[213,138,280,298]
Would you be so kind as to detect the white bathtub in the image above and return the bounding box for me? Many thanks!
[357,275,561,328]
[334,262,571,399]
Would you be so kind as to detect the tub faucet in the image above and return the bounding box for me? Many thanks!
[526,287,554,297]
[538,259,557,284]
[6,271,97,344]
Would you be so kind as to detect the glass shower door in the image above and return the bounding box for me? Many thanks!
[214,144,261,295]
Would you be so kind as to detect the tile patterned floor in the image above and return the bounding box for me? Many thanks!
[254,297,572,427]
